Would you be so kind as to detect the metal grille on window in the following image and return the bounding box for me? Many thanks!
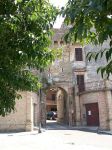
[77,75,85,92]
[75,48,83,61]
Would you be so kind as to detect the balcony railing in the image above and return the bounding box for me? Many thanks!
[77,80,112,93]
[85,80,106,91]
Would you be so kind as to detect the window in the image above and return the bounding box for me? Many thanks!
[77,75,85,92]
[52,94,56,101]
[75,48,83,61]
[54,41,58,45]
[60,41,64,45]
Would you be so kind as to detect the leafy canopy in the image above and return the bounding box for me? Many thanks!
[62,0,112,77]
[0,0,58,116]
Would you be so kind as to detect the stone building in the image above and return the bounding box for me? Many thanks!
[0,91,40,132]
[0,24,112,132]
[45,25,112,130]
[0,69,43,132]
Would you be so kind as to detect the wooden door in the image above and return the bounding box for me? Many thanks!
[85,103,99,126]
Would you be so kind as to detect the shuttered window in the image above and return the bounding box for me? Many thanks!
[77,75,85,92]
[75,48,83,61]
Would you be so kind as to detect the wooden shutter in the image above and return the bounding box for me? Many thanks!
[77,75,85,92]
[75,48,83,61]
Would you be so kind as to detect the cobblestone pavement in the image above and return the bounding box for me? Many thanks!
[0,121,112,150]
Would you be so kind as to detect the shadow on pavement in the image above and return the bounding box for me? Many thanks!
[46,120,112,135]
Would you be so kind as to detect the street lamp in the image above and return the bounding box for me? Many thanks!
[38,87,42,133]
[38,69,42,133]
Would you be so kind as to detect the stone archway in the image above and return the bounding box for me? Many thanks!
[56,88,68,124]
[46,87,68,124]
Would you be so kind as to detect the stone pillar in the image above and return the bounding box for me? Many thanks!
[68,95,73,126]
[105,88,112,130]
[57,90,64,123]
[68,87,75,126]
[98,91,109,130]
[75,86,81,126]
[25,92,33,131]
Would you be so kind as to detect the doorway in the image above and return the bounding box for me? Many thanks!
[46,87,68,124]
[85,103,99,126]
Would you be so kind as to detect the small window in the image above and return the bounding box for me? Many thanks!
[75,48,83,61]
[77,75,85,92]
[60,41,64,45]
[54,41,58,45]
[52,94,56,101]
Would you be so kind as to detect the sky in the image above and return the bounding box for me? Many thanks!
[49,0,68,7]
[49,0,68,28]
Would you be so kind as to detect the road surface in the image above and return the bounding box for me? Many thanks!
[0,121,112,150]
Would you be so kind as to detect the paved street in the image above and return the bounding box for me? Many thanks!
[0,121,112,150]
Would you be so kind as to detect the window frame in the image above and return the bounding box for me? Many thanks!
[75,48,83,61]
[76,74,85,92]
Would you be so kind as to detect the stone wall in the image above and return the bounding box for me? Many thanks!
[47,25,112,130]
[32,92,40,127]
[0,91,40,132]
[79,91,109,129]
[0,92,27,132]
[84,42,110,82]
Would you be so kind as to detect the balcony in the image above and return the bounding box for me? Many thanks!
[85,80,106,91]
[77,80,112,94]
[72,61,86,71]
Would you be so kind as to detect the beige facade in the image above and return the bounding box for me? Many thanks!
[75,82,112,130]
[0,92,40,132]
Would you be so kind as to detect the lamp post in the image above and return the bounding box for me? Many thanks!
[38,87,42,133]
[38,69,42,133]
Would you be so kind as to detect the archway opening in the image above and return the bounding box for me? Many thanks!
[46,87,68,125]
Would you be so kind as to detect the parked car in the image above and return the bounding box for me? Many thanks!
[47,111,57,120]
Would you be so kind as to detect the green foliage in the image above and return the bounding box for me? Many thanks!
[0,0,58,116]
[62,0,112,77]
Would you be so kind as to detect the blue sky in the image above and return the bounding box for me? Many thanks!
[49,0,68,28]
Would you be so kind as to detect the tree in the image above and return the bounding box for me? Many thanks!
[62,0,112,77]
[0,0,58,116]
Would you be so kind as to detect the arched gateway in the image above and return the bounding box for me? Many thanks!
[46,87,69,124]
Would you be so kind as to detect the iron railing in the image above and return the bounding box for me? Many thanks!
[85,80,106,91]
[76,80,112,93]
